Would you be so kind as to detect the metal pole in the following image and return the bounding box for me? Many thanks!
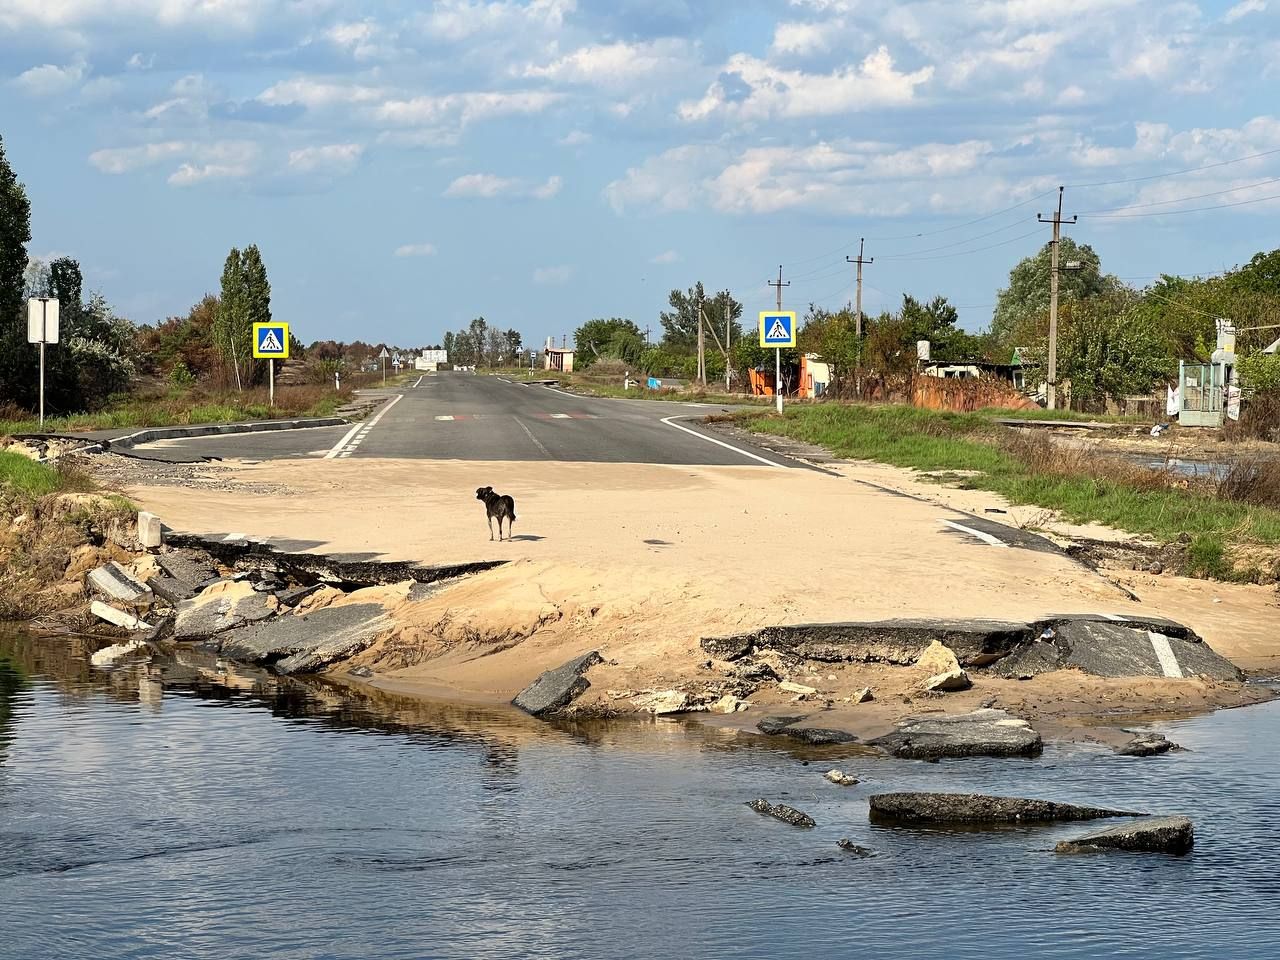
[269,359,275,407]
[775,347,782,414]
[725,301,731,393]
[38,299,46,429]
[382,356,386,386]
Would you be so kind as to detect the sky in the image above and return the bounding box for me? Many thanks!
[2,0,1279,349]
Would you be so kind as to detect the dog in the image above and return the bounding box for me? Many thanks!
[476,486,517,541]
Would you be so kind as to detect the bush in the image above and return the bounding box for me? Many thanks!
[169,359,196,387]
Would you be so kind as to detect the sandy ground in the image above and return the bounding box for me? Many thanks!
[124,454,1280,730]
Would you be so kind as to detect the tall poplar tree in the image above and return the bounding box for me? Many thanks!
[216,247,247,390]
[0,133,33,406]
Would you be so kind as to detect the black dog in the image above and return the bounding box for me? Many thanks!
[476,486,517,541]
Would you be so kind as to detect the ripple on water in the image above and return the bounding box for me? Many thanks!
[1,634,1279,959]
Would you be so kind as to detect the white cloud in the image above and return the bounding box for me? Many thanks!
[558,130,591,146]
[443,172,561,199]
[532,264,573,285]
[126,52,153,71]
[376,90,561,126]
[89,140,189,174]
[521,39,688,88]
[604,145,726,214]
[1225,0,1266,23]
[423,0,576,42]
[14,59,87,97]
[394,243,437,257]
[0,0,266,31]
[166,142,258,186]
[259,76,387,109]
[771,21,833,56]
[650,250,679,264]
[287,143,363,174]
[679,46,933,122]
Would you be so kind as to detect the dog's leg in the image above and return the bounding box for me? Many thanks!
[488,515,495,541]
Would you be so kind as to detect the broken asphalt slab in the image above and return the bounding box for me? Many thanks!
[869,792,1145,825]
[215,603,392,675]
[173,586,278,641]
[869,708,1043,760]
[1055,816,1194,855]
[512,651,604,718]
[702,613,1241,683]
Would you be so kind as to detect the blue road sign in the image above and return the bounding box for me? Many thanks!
[253,322,290,359]
[759,311,796,348]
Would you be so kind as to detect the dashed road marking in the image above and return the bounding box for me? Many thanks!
[1148,631,1184,678]
[515,418,552,458]
[323,394,403,459]
[550,413,572,419]
[412,376,424,388]
[940,519,1009,547]
[435,415,455,421]
[659,416,785,468]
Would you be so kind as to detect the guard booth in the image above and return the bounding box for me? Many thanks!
[1177,320,1237,428]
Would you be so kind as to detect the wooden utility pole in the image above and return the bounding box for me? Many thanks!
[768,264,789,311]
[1038,187,1077,411]
[847,238,873,397]
[767,265,790,412]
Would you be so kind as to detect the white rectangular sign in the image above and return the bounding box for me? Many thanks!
[421,348,448,364]
[27,298,60,344]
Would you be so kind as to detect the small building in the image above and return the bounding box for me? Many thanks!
[798,354,832,398]
[544,348,574,373]
[922,359,1024,390]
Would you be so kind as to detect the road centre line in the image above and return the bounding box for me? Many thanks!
[323,394,403,459]
[413,376,424,387]
[940,519,1010,547]
[659,416,785,468]
[1148,631,1185,678]
[515,418,552,458]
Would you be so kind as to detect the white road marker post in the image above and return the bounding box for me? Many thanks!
[268,358,275,408]
[27,297,60,430]
[775,347,782,414]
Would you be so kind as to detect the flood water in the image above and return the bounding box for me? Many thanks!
[3,630,1280,960]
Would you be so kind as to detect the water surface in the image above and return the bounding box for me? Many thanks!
[2,631,1278,960]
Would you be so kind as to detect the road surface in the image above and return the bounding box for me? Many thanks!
[125,373,794,467]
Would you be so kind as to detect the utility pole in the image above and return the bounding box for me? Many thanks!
[696,289,706,387]
[767,265,790,413]
[1038,186,1077,411]
[847,238,873,398]
[724,299,731,393]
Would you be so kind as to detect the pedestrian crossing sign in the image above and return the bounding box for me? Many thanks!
[759,311,796,348]
[252,322,290,359]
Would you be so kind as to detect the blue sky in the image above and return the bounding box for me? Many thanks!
[2,0,1279,348]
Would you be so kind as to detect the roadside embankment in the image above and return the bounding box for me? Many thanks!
[103,453,1277,743]
[714,404,1280,584]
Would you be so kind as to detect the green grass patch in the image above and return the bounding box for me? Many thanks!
[0,451,97,498]
[735,404,1280,574]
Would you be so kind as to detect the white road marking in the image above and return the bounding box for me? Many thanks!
[515,418,552,458]
[224,533,247,542]
[940,519,1009,547]
[413,376,424,388]
[1148,631,1184,678]
[550,413,572,419]
[435,415,455,421]
[323,394,403,460]
[1102,613,1127,622]
[659,416,784,468]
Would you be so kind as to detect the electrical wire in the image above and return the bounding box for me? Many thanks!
[1079,191,1280,219]
[1065,145,1280,189]
[1143,290,1226,319]
[1077,175,1280,215]
[877,216,1037,259]
[872,226,1046,262]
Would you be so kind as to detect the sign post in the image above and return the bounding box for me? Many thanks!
[252,321,290,407]
[379,346,391,385]
[759,311,796,414]
[27,298,60,429]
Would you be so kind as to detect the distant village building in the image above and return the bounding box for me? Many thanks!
[544,347,574,373]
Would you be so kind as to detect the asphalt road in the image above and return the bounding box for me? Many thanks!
[124,373,797,468]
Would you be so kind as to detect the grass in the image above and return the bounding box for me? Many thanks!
[734,404,1280,581]
[0,382,359,437]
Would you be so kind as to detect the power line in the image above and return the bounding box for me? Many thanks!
[1143,290,1224,319]
[1079,191,1280,219]
[874,226,1046,262]
[862,190,1056,243]
[1066,145,1280,189]
[877,216,1036,259]
[1077,175,1280,215]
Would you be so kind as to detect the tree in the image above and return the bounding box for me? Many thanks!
[242,244,271,385]
[443,331,455,359]
[574,318,644,367]
[991,238,1119,348]
[216,248,248,390]
[1057,289,1171,403]
[660,283,743,351]
[504,328,523,360]
[0,133,33,407]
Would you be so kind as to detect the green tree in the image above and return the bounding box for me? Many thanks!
[574,318,644,366]
[1057,289,1172,403]
[660,283,743,351]
[443,331,455,359]
[216,248,248,390]
[0,133,33,407]
[241,245,272,386]
[991,238,1119,347]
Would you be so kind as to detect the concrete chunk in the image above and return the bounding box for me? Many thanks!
[90,638,149,666]
[217,603,386,671]
[91,600,146,631]
[869,792,1144,824]
[88,562,152,604]
[137,511,163,548]
[870,708,1043,760]
[1056,816,1194,855]
[174,585,277,641]
[148,575,196,605]
[923,667,973,692]
[512,651,603,718]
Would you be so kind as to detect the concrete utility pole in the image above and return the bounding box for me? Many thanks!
[696,289,706,387]
[725,299,732,392]
[1038,186,1077,411]
[847,238,873,397]
[767,265,790,413]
